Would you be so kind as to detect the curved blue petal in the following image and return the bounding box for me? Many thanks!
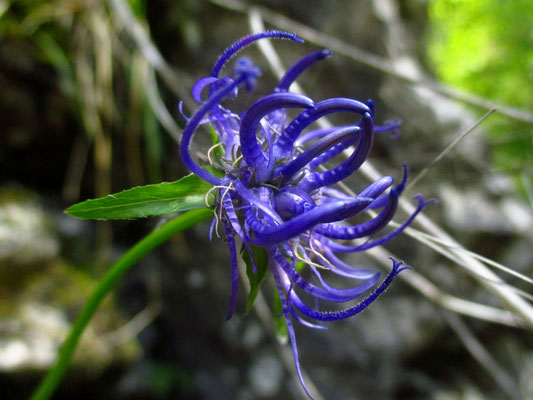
[319,195,436,253]
[269,247,380,303]
[223,219,239,320]
[192,76,223,103]
[275,49,332,92]
[321,246,377,280]
[298,112,374,192]
[273,98,370,159]
[211,30,303,78]
[239,93,315,182]
[245,197,373,246]
[289,259,410,321]
[274,126,360,182]
[315,187,399,240]
[270,263,315,400]
[180,75,253,185]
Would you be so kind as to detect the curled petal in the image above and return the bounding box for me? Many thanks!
[363,164,407,211]
[221,192,257,272]
[366,99,376,116]
[319,187,353,200]
[276,49,332,92]
[270,263,314,400]
[316,171,407,241]
[296,120,395,147]
[274,98,371,159]
[315,187,399,240]
[211,30,303,78]
[375,119,402,138]
[274,187,316,220]
[223,219,239,320]
[394,163,408,194]
[180,59,258,185]
[320,195,437,253]
[283,277,327,330]
[208,217,216,241]
[232,179,283,224]
[192,76,222,103]
[289,259,410,321]
[307,131,360,171]
[295,125,350,146]
[290,306,328,330]
[275,126,360,182]
[298,112,374,192]
[233,57,262,91]
[359,176,395,198]
[305,124,405,172]
[325,176,394,222]
[245,197,374,246]
[239,93,315,181]
[269,247,380,302]
[180,74,258,185]
[178,101,189,122]
[321,246,376,279]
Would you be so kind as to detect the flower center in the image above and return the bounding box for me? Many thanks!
[274,186,316,220]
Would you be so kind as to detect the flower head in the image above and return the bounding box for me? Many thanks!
[180,31,433,398]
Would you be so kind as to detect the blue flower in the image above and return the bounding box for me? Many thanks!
[180,31,433,398]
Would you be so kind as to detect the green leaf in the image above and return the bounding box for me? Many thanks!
[242,245,269,316]
[295,260,305,272]
[209,123,220,145]
[209,123,225,162]
[66,173,215,220]
[272,290,288,343]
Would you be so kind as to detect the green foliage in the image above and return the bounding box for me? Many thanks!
[148,362,194,396]
[242,245,269,316]
[267,258,303,342]
[66,173,214,220]
[209,123,225,163]
[273,289,289,343]
[427,0,533,176]
[295,260,305,272]
[127,0,147,18]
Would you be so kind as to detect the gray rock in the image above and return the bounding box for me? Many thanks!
[440,184,515,233]
[0,187,58,267]
[248,350,283,398]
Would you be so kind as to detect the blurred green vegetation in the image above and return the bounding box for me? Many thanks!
[427,0,533,188]
[0,0,165,200]
[148,362,194,397]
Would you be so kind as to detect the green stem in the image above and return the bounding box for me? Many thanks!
[31,208,213,400]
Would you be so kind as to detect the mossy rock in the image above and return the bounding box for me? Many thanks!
[0,258,140,374]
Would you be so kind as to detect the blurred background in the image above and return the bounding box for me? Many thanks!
[0,0,532,399]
